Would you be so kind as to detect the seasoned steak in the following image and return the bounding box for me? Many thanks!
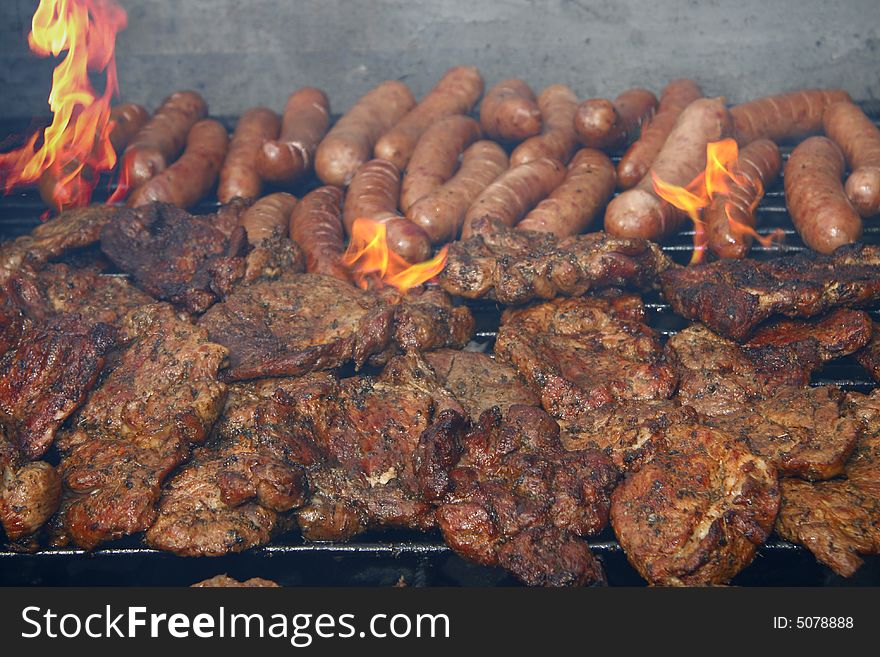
[0,428,61,542]
[611,423,780,586]
[775,390,880,577]
[495,295,677,419]
[856,322,880,382]
[438,218,672,305]
[384,287,475,355]
[661,243,880,341]
[437,405,618,586]
[746,308,873,360]
[56,303,228,549]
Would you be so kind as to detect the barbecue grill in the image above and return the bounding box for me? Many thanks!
[1,108,879,586]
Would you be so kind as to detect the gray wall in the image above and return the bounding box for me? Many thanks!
[1,0,879,118]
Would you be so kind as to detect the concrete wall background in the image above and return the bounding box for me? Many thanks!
[1,0,878,118]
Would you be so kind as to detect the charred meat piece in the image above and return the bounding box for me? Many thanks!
[0,428,61,542]
[856,322,880,382]
[611,423,780,586]
[56,303,228,549]
[438,218,672,305]
[147,377,325,556]
[661,243,880,341]
[775,390,880,577]
[496,295,677,419]
[383,287,475,354]
[746,308,873,360]
[192,575,280,587]
[0,205,118,285]
[437,405,618,587]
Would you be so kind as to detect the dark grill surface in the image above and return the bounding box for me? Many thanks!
[1,112,879,586]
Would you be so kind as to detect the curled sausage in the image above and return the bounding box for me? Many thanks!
[823,101,880,217]
[120,90,208,190]
[374,66,484,169]
[128,119,228,209]
[573,88,658,152]
[785,136,862,254]
[240,192,297,245]
[604,97,731,241]
[400,115,482,212]
[510,84,579,166]
[407,140,509,244]
[289,186,350,281]
[256,88,330,185]
[315,81,416,186]
[705,139,781,259]
[516,148,616,237]
[731,88,851,145]
[617,79,702,189]
[343,159,432,263]
[217,107,281,203]
[461,157,567,238]
[479,79,542,142]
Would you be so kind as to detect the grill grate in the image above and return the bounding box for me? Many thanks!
[1,112,879,586]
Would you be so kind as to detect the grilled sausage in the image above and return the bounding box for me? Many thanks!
[315,80,416,186]
[127,119,228,208]
[730,88,851,144]
[289,185,350,280]
[823,101,880,217]
[516,148,616,237]
[120,90,208,190]
[217,107,281,203]
[785,136,862,254]
[256,88,330,185]
[240,192,297,245]
[573,88,658,152]
[510,84,579,166]
[344,159,432,263]
[400,115,482,212]
[374,66,484,169]
[407,140,509,243]
[604,97,731,241]
[617,79,702,189]
[479,78,542,142]
[705,139,781,259]
[107,103,151,153]
[461,157,567,238]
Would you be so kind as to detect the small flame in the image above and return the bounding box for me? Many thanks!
[341,218,448,294]
[0,0,127,211]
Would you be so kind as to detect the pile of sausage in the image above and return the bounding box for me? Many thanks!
[57,68,880,267]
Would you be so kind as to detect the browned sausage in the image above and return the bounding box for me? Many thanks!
[510,84,579,166]
[256,88,330,185]
[785,136,862,254]
[289,185,350,281]
[217,107,281,203]
[315,81,416,186]
[573,88,658,152]
[516,148,616,237]
[705,139,781,259]
[343,159,432,263]
[107,103,151,153]
[400,115,482,211]
[617,79,702,189]
[461,157,567,238]
[374,66,484,169]
[239,192,297,245]
[604,97,731,241]
[823,101,880,217]
[407,140,509,243]
[731,88,851,144]
[127,119,228,209]
[120,90,208,190]
[479,79,542,142]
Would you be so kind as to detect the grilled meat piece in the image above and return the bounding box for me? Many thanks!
[496,295,677,419]
[661,243,880,341]
[856,322,880,382]
[0,205,117,285]
[437,405,617,586]
[438,218,672,305]
[611,423,780,586]
[746,308,873,359]
[0,428,61,542]
[56,303,228,549]
[147,377,323,556]
[192,574,280,587]
[384,287,475,355]
[775,390,880,576]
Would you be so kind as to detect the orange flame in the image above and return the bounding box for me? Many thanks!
[342,218,448,294]
[0,0,127,211]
